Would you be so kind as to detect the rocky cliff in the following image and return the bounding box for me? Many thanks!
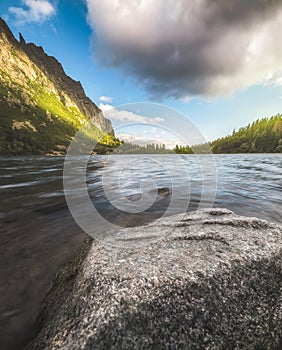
[0,18,114,155]
[26,209,282,349]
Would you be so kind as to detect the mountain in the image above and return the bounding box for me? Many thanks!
[0,18,117,155]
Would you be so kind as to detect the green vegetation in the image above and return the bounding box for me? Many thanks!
[211,115,282,153]
[98,114,282,155]
[0,83,120,155]
[1,20,281,156]
[173,144,193,154]
[0,64,121,155]
[175,114,282,154]
[1,58,281,156]
[114,142,174,154]
[0,19,120,156]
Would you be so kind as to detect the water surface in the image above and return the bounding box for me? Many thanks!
[0,154,281,349]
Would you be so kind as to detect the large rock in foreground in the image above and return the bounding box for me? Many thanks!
[27,209,282,349]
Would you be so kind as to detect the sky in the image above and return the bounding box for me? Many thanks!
[1,0,282,146]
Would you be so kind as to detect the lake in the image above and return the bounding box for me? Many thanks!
[0,154,281,349]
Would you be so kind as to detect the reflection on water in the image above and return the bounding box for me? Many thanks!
[0,154,281,349]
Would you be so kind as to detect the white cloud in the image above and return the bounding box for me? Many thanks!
[116,132,179,149]
[99,104,164,124]
[9,0,56,25]
[86,0,282,99]
[276,77,282,86]
[119,132,183,148]
[99,95,113,103]
[99,103,113,112]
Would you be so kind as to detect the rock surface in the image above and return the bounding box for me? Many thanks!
[26,209,282,349]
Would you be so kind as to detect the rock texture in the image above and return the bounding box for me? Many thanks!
[0,18,114,155]
[26,209,282,349]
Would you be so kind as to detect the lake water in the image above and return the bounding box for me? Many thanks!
[0,154,281,349]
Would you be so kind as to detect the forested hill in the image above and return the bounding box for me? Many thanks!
[210,114,282,153]
[118,115,282,155]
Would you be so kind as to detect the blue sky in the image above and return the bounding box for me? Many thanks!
[1,0,282,145]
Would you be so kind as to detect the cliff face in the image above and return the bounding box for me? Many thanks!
[0,18,114,155]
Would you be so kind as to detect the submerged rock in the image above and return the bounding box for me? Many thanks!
[26,209,282,350]
[157,187,170,196]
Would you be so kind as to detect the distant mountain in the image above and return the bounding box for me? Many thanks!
[0,18,117,155]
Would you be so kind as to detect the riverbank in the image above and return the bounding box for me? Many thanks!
[26,209,282,349]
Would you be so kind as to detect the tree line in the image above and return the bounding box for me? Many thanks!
[114,142,174,154]
[176,114,282,154]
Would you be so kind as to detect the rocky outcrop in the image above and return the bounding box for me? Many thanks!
[26,209,282,349]
[0,18,20,47]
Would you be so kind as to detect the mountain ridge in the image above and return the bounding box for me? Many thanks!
[0,18,116,155]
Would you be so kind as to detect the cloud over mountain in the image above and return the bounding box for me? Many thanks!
[86,0,282,99]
